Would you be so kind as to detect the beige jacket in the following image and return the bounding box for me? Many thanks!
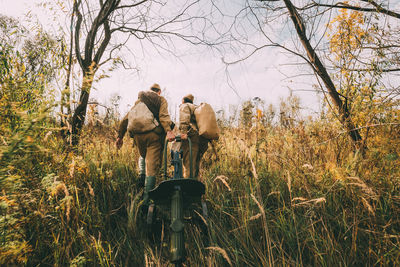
[179,103,198,136]
[118,91,172,138]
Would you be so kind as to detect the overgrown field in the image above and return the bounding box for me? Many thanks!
[1,105,399,266]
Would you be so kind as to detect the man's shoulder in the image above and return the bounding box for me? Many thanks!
[179,103,196,109]
[141,90,159,97]
[140,90,163,104]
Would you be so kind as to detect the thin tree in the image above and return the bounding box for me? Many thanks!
[214,0,400,143]
[282,0,362,142]
[69,0,209,145]
[302,0,400,74]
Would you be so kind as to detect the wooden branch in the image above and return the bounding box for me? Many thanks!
[344,68,400,73]
[83,0,119,67]
[74,0,84,70]
[361,0,400,19]
[282,0,362,142]
[94,18,111,64]
[115,0,148,10]
[308,0,400,19]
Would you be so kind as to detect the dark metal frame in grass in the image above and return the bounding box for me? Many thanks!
[148,136,206,266]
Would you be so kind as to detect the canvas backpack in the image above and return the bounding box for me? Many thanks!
[194,103,220,140]
[127,101,159,135]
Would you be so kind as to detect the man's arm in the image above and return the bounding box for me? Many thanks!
[159,96,176,141]
[159,96,173,132]
[179,104,198,139]
[179,104,191,134]
[116,113,128,149]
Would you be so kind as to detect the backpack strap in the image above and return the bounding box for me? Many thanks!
[138,91,161,123]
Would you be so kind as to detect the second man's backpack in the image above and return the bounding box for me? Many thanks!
[127,101,159,135]
[194,103,220,140]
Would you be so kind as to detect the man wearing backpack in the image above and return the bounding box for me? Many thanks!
[179,94,210,179]
[116,83,175,205]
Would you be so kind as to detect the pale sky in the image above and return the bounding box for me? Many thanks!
[1,0,322,120]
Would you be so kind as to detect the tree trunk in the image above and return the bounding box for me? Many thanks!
[70,71,94,146]
[282,0,362,143]
[61,8,75,140]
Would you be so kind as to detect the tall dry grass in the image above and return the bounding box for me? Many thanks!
[1,110,400,266]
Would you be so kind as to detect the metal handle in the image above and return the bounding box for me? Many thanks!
[170,188,185,264]
[163,136,193,179]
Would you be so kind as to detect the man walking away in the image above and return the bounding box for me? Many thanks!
[116,83,175,206]
[179,94,209,179]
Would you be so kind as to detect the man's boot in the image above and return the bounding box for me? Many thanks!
[143,176,156,206]
[137,157,146,187]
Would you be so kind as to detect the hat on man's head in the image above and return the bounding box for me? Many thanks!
[183,94,194,103]
[150,83,161,92]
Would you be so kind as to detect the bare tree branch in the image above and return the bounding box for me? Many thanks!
[73,0,84,70]
[304,0,400,19]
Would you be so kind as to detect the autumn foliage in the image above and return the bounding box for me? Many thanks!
[1,7,400,267]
